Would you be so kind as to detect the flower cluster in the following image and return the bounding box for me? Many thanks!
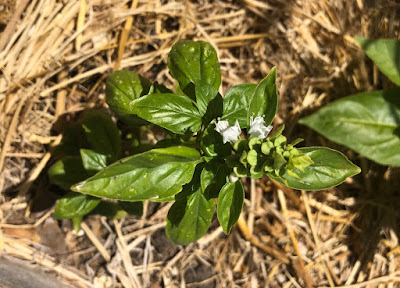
[215,116,272,144]
[226,133,313,179]
[214,116,313,180]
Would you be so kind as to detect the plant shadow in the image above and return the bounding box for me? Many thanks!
[342,163,400,271]
[1,112,85,218]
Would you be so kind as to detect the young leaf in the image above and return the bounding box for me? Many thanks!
[80,149,107,174]
[217,181,244,234]
[268,147,361,190]
[82,110,121,161]
[54,192,100,219]
[71,146,203,201]
[130,93,202,134]
[106,70,152,113]
[247,67,278,127]
[166,168,215,245]
[356,37,400,87]
[269,124,285,139]
[299,89,400,166]
[48,156,90,190]
[200,159,230,198]
[222,83,257,127]
[168,40,221,98]
[106,70,152,126]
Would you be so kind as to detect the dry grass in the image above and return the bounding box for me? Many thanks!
[1,0,400,287]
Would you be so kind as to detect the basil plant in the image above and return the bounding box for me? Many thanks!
[49,40,360,245]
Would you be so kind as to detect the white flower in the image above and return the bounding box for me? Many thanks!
[248,116,273,139]
[215,120,241,144]
[229,173,239,183]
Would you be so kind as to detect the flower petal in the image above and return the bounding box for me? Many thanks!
[215,120,241,144]
[248,116,273,139]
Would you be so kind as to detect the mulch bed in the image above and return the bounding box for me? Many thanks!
[1,0,400,287]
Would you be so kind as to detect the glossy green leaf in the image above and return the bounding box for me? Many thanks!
[200,123,231,157]
[299,89,400,166]
[130,93,202,134]
[48,156,89,190]
[200,159,230,198]
[168,40,221,98]
[195,82,223,127]
[356,37,400,86]
[82,110,121,161]
[247,67,278,127]
[80,149,107,174]
[106,70,152,126]
[106,70,151,113]
[166,167,215,245]
[54,192,100,219]
[268,147,361,190]
[217,181,244,234]
[222,83,256,127]
[71,146,203,201]
[195,81,220,116]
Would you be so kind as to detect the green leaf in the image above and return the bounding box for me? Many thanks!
[168,40,221,98]
[222,83,256,127]
[106,70,151,113]
[195,81,219,115]
[71,146,203,201]
[356,37,400,86]
[48,156,89,190]
[200,159,230,198]
[80,149,107,174]
[247,67,278,127]
[269,124,285,139]
[195,82,223,126]
[217,181,244,234]
[200,123,232,157]
[82,110,121,161]
[166,167,215,245]
[105,70,151,123]
[130,93,202,134]
[299,89,400,166]
[268,147,361,190]
[54,192,100,219]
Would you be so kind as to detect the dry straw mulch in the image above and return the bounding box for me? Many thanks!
[1,0,400,287]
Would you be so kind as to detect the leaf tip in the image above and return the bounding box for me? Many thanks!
[70,181,84,193]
